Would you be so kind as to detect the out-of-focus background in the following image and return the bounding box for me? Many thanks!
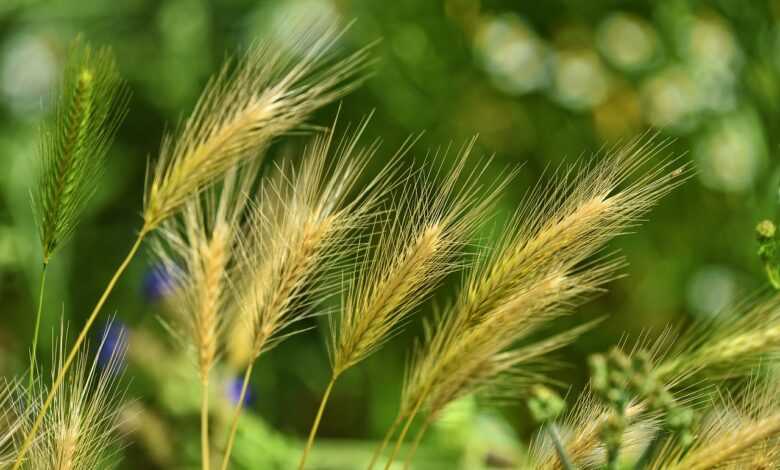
[0,0,778,468]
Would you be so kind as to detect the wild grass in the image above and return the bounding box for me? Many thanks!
[530,395,656,470]
[15,21,368,469]
[368,140,688,468]
[298,143,509,469]
[13,21,780,470]
[142,21,373,230]
[655,294,780,381]
[152,164,258,470]
[536,294,780,470]
[34,38,129,264]
[649,377,780,470]
[29,37,129,394]
[23,325,127,470]
[219,120,390,470]
[0,380,27,466]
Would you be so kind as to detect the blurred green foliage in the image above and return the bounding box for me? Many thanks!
[1,0,780,468]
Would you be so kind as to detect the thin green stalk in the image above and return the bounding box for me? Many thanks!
[298,376,337,470]
[402,415,432,470]
[384,395,425,470]
[12,228,148,470]
[202,378,211,470]
[219,361,254,470]
[606,402,626,470]
[28,262,48,393]
[547,423,575,470]
[367,412,404,470]
[635,429,664,470]
[607,442,621,467]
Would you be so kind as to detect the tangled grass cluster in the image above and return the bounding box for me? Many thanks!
[9,20,780,470]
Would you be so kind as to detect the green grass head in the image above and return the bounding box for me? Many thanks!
[33,37,129,264]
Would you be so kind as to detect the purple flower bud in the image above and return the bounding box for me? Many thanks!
[225,376,252,407]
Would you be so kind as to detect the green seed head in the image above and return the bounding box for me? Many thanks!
[527,385,566,424]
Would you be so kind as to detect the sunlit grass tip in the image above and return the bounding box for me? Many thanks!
[143,19,375,230]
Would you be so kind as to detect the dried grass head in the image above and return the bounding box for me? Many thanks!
[143,20,373,230]
[651,375,780,470]
[401,136,688,421]
[234,119,386,360]
[656,293,780,382]
[330,139,509,377]
[530,391,658,470]
[24,325,127,470]
[0,380,27,467]
[153,163,259,382]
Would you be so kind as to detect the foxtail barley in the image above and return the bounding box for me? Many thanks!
[300,141,508,469]
[23,327,127,470]
[660,414,780,470]
[152,164,258,470]
[656,294,780,381]
[34,38,129,264]
[554,296,780,466]
[531,393,652,470]
[0,380,27,466]
[14,24,371,469]
[380,138,687,469]
[30,38,128,393]
[220,121,386,470]
[537,297,780,470]
[142,22,373,230]
[650,378,780,470]
[18,24,764,470]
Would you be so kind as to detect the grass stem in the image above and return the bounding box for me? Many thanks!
[547,423,575,470]
[28,262,48,393]
[12,228,147,470]
[384,396,425,470]
[367,412,404,470]
[202,377,211,470]
[219,361,254,470]
[402,415,432,470]
[634,429,663,470]
[298,376,337,470]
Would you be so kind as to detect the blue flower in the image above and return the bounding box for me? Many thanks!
[96,321,128,371]
[142,264,178,302]
[225,376,253,407]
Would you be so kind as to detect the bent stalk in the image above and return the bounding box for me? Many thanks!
[12,228,148,469]
[403,415,432,470]
[384,395,425,470]
[299,376,337,470]
[367,412,404,470]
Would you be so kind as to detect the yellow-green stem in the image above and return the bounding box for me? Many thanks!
[366,412,404,470]
[219,361,255,470]
[12,229,148,470]
[28,262,48,393]
[202,377,211,470]
[403,415,432,470]
[384,396,425,470]
[299,376,337,470]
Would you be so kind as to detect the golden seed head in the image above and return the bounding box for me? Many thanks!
[402,136,685,420]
